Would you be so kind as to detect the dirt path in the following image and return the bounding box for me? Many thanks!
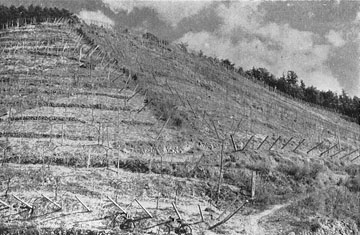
[242,203,290,235]
[241,191,320,235]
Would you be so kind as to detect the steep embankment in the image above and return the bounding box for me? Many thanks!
[1,19,360,234]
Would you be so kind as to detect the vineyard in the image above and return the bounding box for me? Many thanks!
[1,16,360,235]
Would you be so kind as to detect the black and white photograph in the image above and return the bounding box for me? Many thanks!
[1,0,360,234]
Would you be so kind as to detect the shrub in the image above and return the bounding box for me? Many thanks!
[345,165,360,176]
[345,175,360,192]
[145,91,188,128]
[253,177,278,209]
[310,221,322,232]
[246,161,271,175]
[287,195,319,218]
[277,162,323,182]
[288,187,360,230]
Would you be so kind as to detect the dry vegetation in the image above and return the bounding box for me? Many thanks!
[1,17,360,235]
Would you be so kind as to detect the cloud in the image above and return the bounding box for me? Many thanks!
[327,42,359,95]
[177,2,343,93]
[216,1,263,32]
[102,0,211,26]
[325,30,346,47]
[78,10,114,27]
[356,11,360,22]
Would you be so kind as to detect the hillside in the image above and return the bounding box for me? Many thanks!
[1,17,360,235]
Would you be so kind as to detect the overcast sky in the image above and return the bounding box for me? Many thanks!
[3,0,359,96]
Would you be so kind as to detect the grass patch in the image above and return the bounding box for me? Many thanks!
[237,160,324,209]
[287,187,360,229]
[145,91,188,128]
[276,162,323,182]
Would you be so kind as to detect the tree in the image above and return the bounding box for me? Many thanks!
[0,6,10,28]
[9,5,19,24]
[319,90,337,109]
[304,86,320,104]
[353,96,360,124]
[0,4,75,27]
[198,50,204,57]
[34,5,42,22]
[277,74,289,93]
[27,5,35,23]
[221,59,235,70]
[237,67,245,76]
[286,71,298,86]
[300,80,306,91]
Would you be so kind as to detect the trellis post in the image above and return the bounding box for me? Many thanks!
[241,135,254,151]
[230,134,237,152]
[319,144,337,157]
[307,141,323,154]
[269,136,281,150]
[293,139,305,152]
[281,137,293,149]
[339,149,358,161]
[75,195,91,212]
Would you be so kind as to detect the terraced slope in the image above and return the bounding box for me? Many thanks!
[1,19,360,234]
[0,20,177,167]
[0,20,215,234]
[2,20,360,170]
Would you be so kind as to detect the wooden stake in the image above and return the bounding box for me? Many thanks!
[87,150,91,168]
[126,86,143,102]
[281,137,293,149]
[74,195,91,212]
[41,194,62,210]
[351,155,360,162]
[241,135,254,151]
[329,149,343,159]
[61,124,64,145]
[293,139,305,152]
[269,136,281,150]
[230,134,237,152]
[257,136,268,150]
[336,125,341,150]
[155,117,170,142]
[319,144,337,157]
[13,195,33,209]
[135,199,153,218]
[172,202,182,220]
[210,119,221,140]
[216,143,224,202]
[251,171,256,200]
[198,205,204,222]
[339,149,359,160]
[106,195,127,214]
[98,122,101,145]
[307,141,323,154]
[0,199,10,208]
